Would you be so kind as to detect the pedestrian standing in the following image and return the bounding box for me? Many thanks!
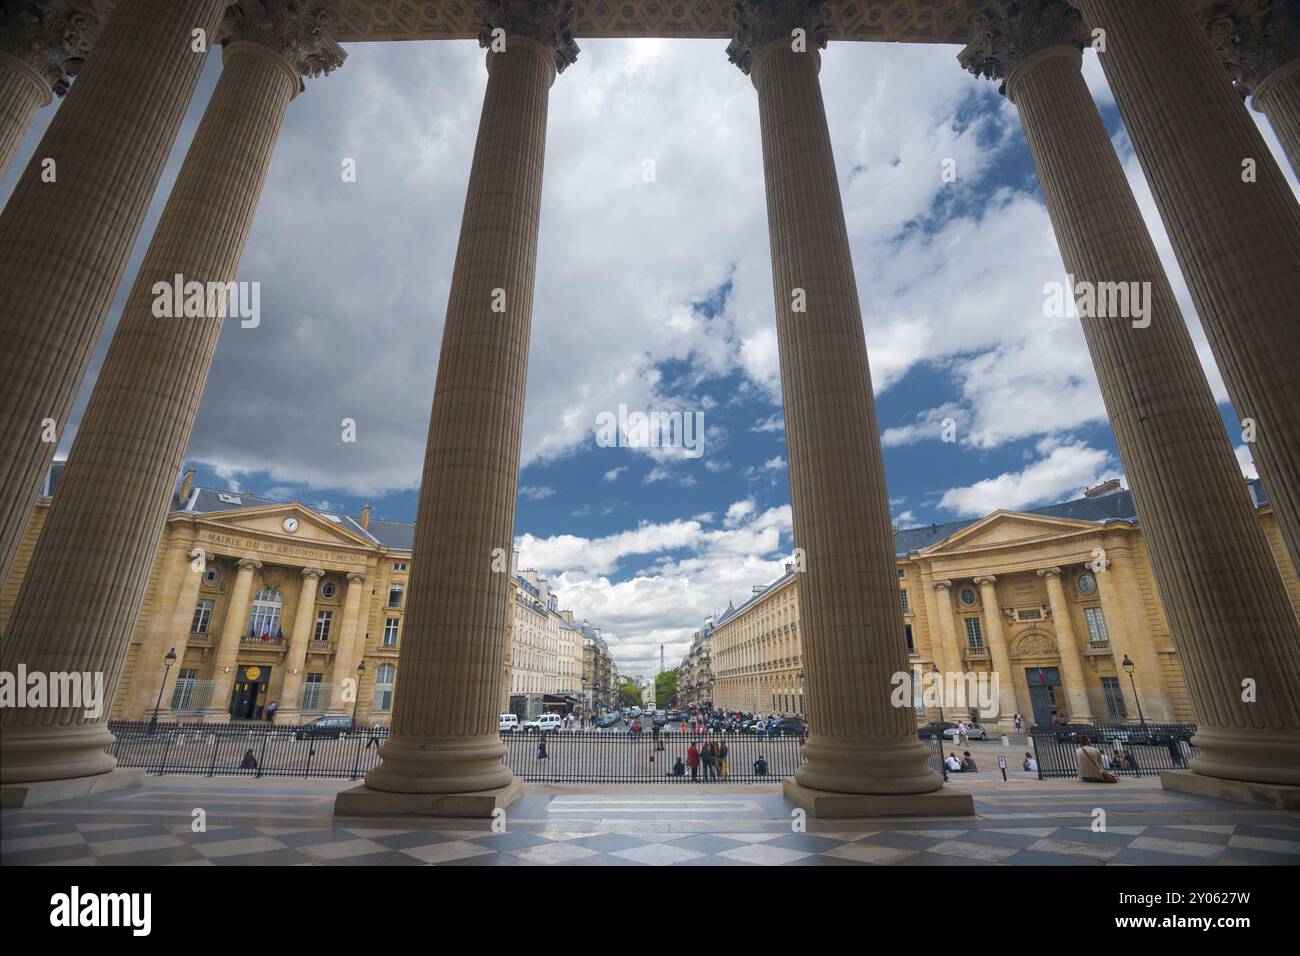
[266,700,278,723]
[1013,713,1023,735]
[719,740,729,778]
[687,742,700,781]
[537,733,548,761]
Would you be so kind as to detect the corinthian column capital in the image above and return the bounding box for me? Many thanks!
[724,0,828,75]
[959,0,1088,94]
[476,0,579,73]
[0,0,97,98]
[222,0,347,85]
[1200,0,1299,93]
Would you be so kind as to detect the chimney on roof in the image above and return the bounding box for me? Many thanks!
[177,466,195,504]
[1084,478,1122,499]
[784,561,793,573]
[359,503,371,530]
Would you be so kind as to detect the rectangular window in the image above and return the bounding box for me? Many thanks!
[171,668,199,711]
[1101,676,1127,718]
[964,617,983,649]
[313,610,333,642]
[191,599,213,634]
[393,562,407,572]
[897,568,905,579]
[900,589,910,614]
[302,673,325,713]
[388,584,404,609]
[383,618,399,646]
[905,624,915,653]
[1084,607,1109,643]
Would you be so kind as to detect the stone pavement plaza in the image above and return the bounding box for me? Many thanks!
[3,775,1297,867]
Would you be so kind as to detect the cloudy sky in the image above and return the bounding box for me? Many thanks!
[6,36,1294,679]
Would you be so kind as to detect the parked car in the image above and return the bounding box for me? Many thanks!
[594,714,619,729]
[942,723,989,741]
[770,716,808,737]
[294,715,354,739]
[651,713,667,729]
[523,713,563,733]
[499,713,519,733]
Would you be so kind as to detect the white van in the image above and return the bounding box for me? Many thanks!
[523,713,563,733]
[499,713,519,733]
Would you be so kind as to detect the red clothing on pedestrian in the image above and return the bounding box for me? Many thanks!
[687,744,700,768]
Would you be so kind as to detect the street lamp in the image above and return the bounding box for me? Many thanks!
[931,663,949,781]
[352,659,366,729]
[1121,654,1147,732]
[148,647,178,734]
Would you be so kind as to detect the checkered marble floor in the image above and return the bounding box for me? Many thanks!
[3,777,1298,866]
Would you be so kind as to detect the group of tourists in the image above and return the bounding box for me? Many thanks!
[667,740,768,779]
[944,751,979,773]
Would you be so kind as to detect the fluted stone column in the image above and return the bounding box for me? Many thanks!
[201,557,259,724]
[277,566,323,722]
[1070,0,1300,577]
[0,0,232,590]
[0,5,342,789]
[1202,1,1300,177]
[1039,568,1093,721]
[975,575,1020,725]
[721,2,959,817]
[964,0,1300,786]
[343,2,577,816]
[0,0,99,176]
[327,572,365,715]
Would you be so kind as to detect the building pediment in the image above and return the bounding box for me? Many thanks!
[193,503,375,550]
[916,511,1101,558]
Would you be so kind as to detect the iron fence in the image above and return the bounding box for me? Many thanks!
[107,721,962,784]
[1028,722,1198,779]
[106,720,391,779]
[504,729,802,783]
[917,727,950,781]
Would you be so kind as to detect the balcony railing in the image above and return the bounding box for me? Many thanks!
[242,634,286,648]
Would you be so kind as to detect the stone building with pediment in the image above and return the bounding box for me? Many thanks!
[0,464,414,724]
[711,478,1300,731]
[1,463,609,725]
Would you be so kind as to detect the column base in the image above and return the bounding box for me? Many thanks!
[795,733,945,795]
[1187,726,1300,786]
[363,732,514,794]
[334,777,523,819]
[1160,770,1300,810]
[0,721,118,784]
[783,779,975,819]
[0,767,144,809]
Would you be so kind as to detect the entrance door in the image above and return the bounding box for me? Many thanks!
[1024,667,1061,727]
[228,665,271,720]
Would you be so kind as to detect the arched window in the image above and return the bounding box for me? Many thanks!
[374,663,396,711]
[247,588,282,636]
